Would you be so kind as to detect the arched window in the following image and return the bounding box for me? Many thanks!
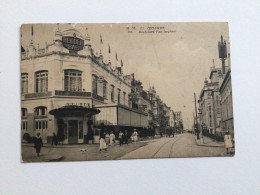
[64,70,82,91]
[34,106,47,117]
[35,70,48,93]
[103,80,107,99]
[92,75,98,95]
[21,73,28,94]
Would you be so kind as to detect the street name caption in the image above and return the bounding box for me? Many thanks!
[126,26,176,34]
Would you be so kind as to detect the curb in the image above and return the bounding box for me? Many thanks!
[194,136,224,148]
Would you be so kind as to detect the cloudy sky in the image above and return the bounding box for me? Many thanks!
[21,22,230,129]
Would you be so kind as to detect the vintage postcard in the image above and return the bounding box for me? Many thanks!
[21,22,234,162]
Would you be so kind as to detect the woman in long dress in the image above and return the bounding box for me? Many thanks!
[133,129,138,142]
[105,132,110,146]
[109,131,115,146]
[118,131,124,146]
[224,131,233,154]
[99,127,107,152]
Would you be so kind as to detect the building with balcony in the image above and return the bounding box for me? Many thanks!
[21,24,148,144]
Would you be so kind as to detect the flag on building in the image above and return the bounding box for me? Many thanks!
[31,24,34,36]
[100,34,103,44]
[115,52,118,61]
[121,58,124,67]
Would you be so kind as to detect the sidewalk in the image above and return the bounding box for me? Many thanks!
[194,135,224,147]
[21,138,154,162]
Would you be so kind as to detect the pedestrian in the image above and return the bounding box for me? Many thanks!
[109,131,115,146]
[34,133,43,157]
[172,129,175,137]
[51,133,58,146]
[105,131,110,146]
[133,129,138,143]
[224,131,233,154]
[118,131,124,146]
[168,129,172,137]
[124,130,129,145]
[99,124,107,152]
[130,132,134,142]
[160,132,163,137]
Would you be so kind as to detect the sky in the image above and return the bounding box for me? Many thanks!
[21,22,230,129]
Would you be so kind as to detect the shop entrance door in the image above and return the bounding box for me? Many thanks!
[68,120,78,144]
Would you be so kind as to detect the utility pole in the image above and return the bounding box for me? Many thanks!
[193,112,195,135]
[194,93,199,139]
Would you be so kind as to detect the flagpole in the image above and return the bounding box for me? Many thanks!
[100,34,103,55]
[108,43,111,63]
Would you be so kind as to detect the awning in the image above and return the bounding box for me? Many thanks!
[49,105,100,117]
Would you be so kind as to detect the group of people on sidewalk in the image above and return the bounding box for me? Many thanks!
[99,124,139,152]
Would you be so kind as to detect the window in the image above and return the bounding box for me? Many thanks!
[123,92,126,105]
[64,70,82,91]
[92,75,98,95]
[117,88,121,104]
[103,81,107,99]
[21,121,28,131]
[21,108,27,118]
[35,120,48,130]
[35,106,47,117]
[21,73,28,94]
[35,70,48,93]
[128,94,131,107]
[110,85,115,102]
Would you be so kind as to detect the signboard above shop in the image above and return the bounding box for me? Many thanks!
[62,33,84,53]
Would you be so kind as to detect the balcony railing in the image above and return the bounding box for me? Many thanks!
[55,90,91,97]
[24,91,52,99]
[92,93,104,102]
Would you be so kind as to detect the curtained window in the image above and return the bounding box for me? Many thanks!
[21,73,28,94]
[35,71,48,93]
[64,70,82,91]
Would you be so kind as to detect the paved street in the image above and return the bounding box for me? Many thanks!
[22,133,229,162]
[120,133,228,159]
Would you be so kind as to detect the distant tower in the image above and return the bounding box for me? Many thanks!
[218,35,227,74]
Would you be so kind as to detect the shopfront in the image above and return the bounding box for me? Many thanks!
[49,105,100,144]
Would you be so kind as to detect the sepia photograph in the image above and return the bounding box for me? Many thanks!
[20,22,234,162]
